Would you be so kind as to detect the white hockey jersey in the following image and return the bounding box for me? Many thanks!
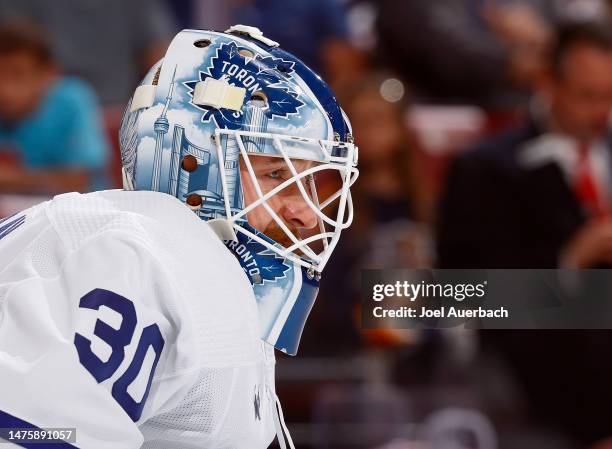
[0,190,279,449]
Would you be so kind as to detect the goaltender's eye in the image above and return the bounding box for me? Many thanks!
[267,170,282,180]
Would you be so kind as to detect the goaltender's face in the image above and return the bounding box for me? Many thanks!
[240,155,318,247]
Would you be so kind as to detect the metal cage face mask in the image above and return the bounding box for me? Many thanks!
[119,27,358,354]
[215,129,358,274]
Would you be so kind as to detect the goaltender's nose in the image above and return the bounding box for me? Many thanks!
[279,192,318,230]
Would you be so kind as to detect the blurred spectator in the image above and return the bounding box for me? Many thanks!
[231,0,362,86]
[437,21,612,447]
[373,0,552,110]
[438,21,612,269]
[0,21,109,194]
[0,0,176,107]
[553,0,611,23]
[191,0,240,30]
[166,0,195,30]
[189,0,350,73]
[344,75,434,228]
[301,73,433,354]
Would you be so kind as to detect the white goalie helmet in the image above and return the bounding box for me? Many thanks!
[119,25,358,355]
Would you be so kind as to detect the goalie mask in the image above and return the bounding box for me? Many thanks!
[119,26,358,355]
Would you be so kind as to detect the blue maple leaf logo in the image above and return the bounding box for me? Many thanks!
[183,42,303,130]
[244,236,291,283]
[226,232,291,284]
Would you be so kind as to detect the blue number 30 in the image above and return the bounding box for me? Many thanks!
[74,289,165,421]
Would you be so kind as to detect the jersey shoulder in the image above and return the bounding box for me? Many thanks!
[0,200,58,277]
[46,190,229,257]
[47,190,262,368]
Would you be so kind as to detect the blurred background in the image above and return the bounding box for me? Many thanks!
[2,1,612,448]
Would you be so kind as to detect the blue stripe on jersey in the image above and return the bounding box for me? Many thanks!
[0,215,25,241]
[0,213,15,225]
[0,410,80,448]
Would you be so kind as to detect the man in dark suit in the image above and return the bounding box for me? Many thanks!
[437,22,612,447]
[439,22,612,269]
